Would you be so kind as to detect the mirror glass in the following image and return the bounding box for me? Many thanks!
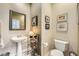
[9,10,26,30]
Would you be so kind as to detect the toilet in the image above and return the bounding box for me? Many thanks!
[50,39,69,56]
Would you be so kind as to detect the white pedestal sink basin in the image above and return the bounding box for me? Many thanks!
[11,36,27,56]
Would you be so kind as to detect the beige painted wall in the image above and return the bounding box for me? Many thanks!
[41,4,53,56]
[0,3,31,55]
[30,3,41,34]
[30,3,42,55]
[51,3,78,54]
[31,3,54,56]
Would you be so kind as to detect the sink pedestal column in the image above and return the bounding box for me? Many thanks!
[16,42,22,56]
[11,36,27,56]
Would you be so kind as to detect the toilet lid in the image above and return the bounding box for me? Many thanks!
[50,49,64,56]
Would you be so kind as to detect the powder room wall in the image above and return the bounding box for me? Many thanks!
[0,3,31,55]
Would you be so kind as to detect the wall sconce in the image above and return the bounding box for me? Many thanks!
[32,26,38,34]
[28,26,38,37]
[29,31,34,36]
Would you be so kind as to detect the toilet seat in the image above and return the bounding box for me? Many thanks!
[50,49,64,56]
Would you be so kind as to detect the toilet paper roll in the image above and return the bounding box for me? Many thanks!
[43,42,48,48]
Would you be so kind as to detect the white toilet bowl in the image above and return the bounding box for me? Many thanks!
[50,49,64,56]
[49,39,69,56]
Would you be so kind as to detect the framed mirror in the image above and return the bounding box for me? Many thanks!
[9,10,26,30]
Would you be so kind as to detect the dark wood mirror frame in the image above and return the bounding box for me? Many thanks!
[9,10,26,30]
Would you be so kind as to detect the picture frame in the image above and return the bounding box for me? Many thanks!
[56,22,68,32]
[45,16,50,30]
[45,24,50,29]
[32,16,38,26]
[45,16,50,23]
[57,13,68,22]
[9,10,26,30]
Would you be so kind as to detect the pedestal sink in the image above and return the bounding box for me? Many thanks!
[11,36,27,56]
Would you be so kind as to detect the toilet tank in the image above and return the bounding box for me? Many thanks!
[55,40,69,52]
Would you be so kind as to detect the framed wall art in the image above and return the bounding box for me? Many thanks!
[45,24,50,29]
[9,10,26,30]
[56,22,68,32]
[57,13,68,22]
[45,16,50,30]
[32,16,38,26]
[45,16,50,23]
